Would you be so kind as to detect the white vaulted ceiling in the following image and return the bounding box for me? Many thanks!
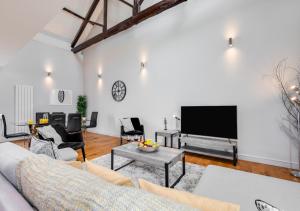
[0,0,69,66]
[0,0,103,66]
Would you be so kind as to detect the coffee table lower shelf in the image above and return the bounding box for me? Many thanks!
[111,149,186,188]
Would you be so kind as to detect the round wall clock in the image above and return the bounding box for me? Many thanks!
[112,80,126,102]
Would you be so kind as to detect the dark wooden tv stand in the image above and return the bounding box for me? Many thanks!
[179,134,238,166]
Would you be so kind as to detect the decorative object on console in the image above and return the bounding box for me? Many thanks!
[173,114,181,131]
[273,59,300,178]
[77,95,87,118]
[112,80,126,102]
[164,117,168,130]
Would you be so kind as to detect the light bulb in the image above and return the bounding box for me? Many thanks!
[291,85,298,91]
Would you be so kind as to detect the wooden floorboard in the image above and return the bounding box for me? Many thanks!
[13,132,300,183]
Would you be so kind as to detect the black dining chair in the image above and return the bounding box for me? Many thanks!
[58,113,86,161]
[50,113,66,128]
[84,112,98,129]
[1,114,30,146]
[36,112,50,125]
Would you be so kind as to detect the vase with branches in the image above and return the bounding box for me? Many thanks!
[77,95,87,118]
[273,59,300,178]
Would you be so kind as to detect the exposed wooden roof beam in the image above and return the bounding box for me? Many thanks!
[72,0,187,53]
[139,0,145,5]
[63,8,104,27]
[71,0,101,48]
[103,0,108,32]
[118,0,134,8]
[133,0,139,15]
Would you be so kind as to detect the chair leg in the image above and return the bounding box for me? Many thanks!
[28,136,31,149]
[81,146,86,162]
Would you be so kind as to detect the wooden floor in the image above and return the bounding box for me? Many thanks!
[14,132,300,183]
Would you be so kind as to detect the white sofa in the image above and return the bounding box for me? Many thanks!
[1,142,299,211]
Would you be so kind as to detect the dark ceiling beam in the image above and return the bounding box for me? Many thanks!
[62,8,104,27]
[72,0,187,53]
[103,0,108,32]
[133,0,139,15]
[71,0,101,48]
[118,0,134,8]
[138,0,145,5]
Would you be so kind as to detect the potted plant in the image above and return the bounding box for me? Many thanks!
[77,95,87,121]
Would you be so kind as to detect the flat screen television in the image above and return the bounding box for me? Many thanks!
[181,106,237,139]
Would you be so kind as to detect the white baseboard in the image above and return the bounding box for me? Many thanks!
[239,154,299,169]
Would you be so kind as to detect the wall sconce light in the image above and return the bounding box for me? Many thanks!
[97,73,102,79]
[229,37,233,47]
[140,62,146,71]
[47,71,52,77]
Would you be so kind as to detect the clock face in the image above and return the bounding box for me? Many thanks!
[112,80,126,102]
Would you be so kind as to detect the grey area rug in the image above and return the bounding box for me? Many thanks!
[92,154,205,193]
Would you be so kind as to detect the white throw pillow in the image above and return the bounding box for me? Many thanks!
[30,136,60,159]
[37,125,63,145]
[120,118,134,132]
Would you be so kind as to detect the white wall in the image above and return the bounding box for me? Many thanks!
[0,40,84,134]
[82,0,300,168]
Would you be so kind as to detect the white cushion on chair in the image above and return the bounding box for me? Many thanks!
[37,125,63,145]
[30,136,58,158]
[58,148,78,161]
[120,118,134,132]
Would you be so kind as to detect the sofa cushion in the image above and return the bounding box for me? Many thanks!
[16,155,195,211]
[0,142,33,187]
[0,173,33,211]
[82,160,134,187]
[139,179,239,211]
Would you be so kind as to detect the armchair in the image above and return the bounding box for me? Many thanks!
[120,117,145,145]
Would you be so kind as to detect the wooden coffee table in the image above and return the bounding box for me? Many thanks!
[111,142,185,188]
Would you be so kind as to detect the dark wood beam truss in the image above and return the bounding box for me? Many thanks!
[63,8,104,27]
[72,0,187,53]
[71,0,101,48]
[117,0,133,8]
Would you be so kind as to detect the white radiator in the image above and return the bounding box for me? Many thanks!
[15,85,34,133]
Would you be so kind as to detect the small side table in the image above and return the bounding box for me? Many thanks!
[155,130,180,148]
